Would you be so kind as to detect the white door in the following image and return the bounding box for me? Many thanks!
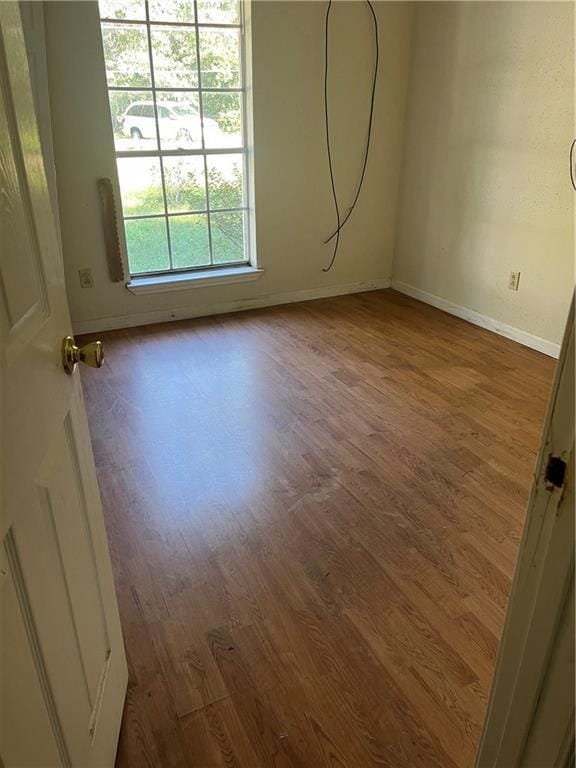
[476,297,574,766]
[0,4,127,767]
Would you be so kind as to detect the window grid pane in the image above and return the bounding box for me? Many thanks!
[99,0,248,277]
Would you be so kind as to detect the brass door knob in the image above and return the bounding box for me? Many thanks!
[62,336,104,375]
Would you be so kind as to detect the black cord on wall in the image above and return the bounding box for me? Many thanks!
[323,0,380,272]
[323,0,341,273]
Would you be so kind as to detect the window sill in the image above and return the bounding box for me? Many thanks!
[126,265,264,295]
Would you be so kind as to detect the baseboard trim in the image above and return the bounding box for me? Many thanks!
[73,278,392,335]
[391,280,560,359]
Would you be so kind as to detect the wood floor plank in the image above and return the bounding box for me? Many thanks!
[79,289,555,767]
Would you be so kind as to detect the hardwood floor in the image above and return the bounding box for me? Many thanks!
[79,289,555,768]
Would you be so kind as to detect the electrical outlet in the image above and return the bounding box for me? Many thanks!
[509,271,521,291]
[79,268,95,288]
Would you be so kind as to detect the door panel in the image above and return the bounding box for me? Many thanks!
[36,414,111,703]
[0,547,63,767]
[0,3,127,766]
[0,38,49,354]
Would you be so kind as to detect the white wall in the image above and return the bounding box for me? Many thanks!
[43,1,414,332]
[393,1,574,348]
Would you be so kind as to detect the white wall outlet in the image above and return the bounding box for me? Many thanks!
[79,268,95,288]
[509,271,521,291]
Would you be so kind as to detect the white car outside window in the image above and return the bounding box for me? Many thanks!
[121,101,218,145]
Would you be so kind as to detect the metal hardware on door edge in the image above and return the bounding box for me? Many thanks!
[62,336,104,375]
[544,454,567,490]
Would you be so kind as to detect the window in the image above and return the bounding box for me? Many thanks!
[99,0,250,277]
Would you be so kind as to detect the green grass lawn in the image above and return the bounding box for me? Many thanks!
[125,211,245,274]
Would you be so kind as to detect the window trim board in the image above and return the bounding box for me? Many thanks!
[126,264,263,294]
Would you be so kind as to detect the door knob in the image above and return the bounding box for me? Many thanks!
[62,336,104,375]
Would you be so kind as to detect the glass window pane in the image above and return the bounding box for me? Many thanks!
[102,23,151,87]
[164,156,206,213]
[169,215,211,269]
[199,29,241,88]
[109,91,157,151]
[197,0,239,24]
[99,0,145,20]
[101,0,248,279]
[156,92,202,150]
[148,0,194,23]
[207,154,243,210]
[210,211,244,264]
[202,92,242,148]
[117,157,164,217]
[125,218,170,274]
[151,27,198,88]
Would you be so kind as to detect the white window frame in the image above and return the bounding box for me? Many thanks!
[100,0,253,278]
